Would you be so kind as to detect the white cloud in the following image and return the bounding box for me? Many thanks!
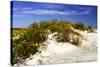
[13,7,33,11]
[22,9,71,15]
[13,14,27,17]
[22,9,90,15]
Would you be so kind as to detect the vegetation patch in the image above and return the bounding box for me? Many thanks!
[12,19,94,65]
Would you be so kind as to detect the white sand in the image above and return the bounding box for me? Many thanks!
[14,31,97,67]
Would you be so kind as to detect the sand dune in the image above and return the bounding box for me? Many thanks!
[13,30,97,67]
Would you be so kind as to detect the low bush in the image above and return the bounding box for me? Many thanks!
[73,22,85,30]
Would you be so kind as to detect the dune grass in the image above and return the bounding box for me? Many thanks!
[12,19,94,65]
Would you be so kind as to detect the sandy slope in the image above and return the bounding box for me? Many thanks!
[14,31,97,67]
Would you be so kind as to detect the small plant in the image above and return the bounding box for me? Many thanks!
[86,26,94,32]
[73,22,85,30]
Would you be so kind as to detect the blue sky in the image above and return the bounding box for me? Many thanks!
[11,1,97,28]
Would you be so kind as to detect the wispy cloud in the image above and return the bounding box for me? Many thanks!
[22,9,70,15]
[13,14,27,17]
[40,4,66,9]
[21,9,91,15]
[13,2,92,16]
[13,4,92,16]
[13,7,33,11]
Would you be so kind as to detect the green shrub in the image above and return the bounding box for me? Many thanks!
[86,26,94,32]
[12,22,48,64]
[12,42,39,64]
[73,22,85,30]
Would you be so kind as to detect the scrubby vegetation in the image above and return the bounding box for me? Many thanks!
[12,28,27,37]
[12,19,94,65]
[73,22,93,32]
